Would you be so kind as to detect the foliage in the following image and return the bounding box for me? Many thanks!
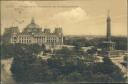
[111,37,127,50]
[123,56,128,62]
[10,44,45,82]
[0,43,45,59]
[64,36,127,50]
[11,46,126,83]
[91,57,125,82]
[0,43,14,59]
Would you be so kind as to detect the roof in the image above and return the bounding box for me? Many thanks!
[26,18,41,29]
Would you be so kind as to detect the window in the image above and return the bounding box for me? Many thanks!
[19,40,21,43]
[29,40,31,43]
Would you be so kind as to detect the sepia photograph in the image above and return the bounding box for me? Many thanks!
[0,0,128,84]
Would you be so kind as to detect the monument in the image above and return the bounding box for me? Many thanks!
[102,11,115,56]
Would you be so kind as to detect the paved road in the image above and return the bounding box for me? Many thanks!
[110,56,128,77]
[97,56,128,77]
[1,58,16,84]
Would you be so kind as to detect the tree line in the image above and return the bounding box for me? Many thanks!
[64,36,127,50]
[8,44,126,83]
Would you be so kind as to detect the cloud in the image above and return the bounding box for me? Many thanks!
[1,1,38,34]
[10,1,37,7]
[52,7,89,23]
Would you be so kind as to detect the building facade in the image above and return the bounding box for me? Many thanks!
[2,26,20,44]
[10,18,63,49]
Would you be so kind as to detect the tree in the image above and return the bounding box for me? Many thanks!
[91,57,125,82]
[11,45,126,83]
[10,44,44,82]
[87,47,97,54]
[64,72,83,82]
[0,43,15,59]
[123,56,128,62]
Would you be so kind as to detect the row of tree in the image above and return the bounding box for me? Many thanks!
[64,36,127,50]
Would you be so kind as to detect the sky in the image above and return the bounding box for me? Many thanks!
[1,0,127,36]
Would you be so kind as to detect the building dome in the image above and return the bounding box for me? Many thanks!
[26,18,40,29]
[23,18,42,33]
[26,23,40,29]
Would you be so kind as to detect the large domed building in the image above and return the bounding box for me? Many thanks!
[23,18,42,34]
[9,18,63,49]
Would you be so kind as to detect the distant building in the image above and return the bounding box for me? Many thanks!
[8,18,63,49]
[2,26,20,44]
[4,26,20,34]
